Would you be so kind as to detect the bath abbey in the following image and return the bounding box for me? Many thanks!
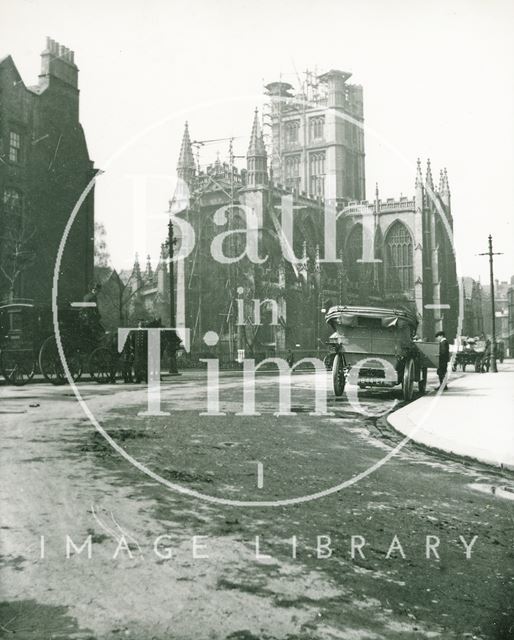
[114,69,458,362]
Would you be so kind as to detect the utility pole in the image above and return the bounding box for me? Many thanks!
[168,218,179,375]
[479,235,503,373]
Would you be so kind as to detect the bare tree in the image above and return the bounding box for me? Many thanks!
[97,269,150,329]
[94,221,110,269]
[0,209,36,302]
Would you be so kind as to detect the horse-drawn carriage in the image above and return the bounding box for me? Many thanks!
[325,305,439,402]
[0,299,116,386]
[452,337,484,372]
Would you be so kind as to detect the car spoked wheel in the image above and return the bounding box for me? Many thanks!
[332,352,346,396]
[0,350,35,386]
[89,347,116,384]
[39,336,82,385]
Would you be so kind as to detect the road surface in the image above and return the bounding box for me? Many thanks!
[1,371,513,639]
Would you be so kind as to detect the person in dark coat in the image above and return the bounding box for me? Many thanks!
[80,283,104,341]
[435,330,450,390]
[482,338,492,372]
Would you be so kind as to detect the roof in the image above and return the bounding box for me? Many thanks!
[325,305,418,327]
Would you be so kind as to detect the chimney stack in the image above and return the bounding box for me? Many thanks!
[39,37,79,90]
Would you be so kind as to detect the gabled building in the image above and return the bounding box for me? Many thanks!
[0,38,95,305]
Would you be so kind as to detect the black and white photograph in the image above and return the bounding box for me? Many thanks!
[1,1,513,638]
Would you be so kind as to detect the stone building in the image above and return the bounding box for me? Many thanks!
[125,69,458,361]
[265,70,365,201]
[461,277,484,337]
[0,38,95,305]
[95,251,169,331]
[481,279,512,352]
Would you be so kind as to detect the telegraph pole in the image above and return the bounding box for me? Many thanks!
[479,235,503,373]
[168,218,179,375]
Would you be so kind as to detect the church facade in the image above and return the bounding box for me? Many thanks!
[125,69,458,362]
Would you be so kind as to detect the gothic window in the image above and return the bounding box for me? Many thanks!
[309,151,325,197]
[284,155,300,179]
[284,154,301,191]
[345,223,362,285]
[385,221,413,293]
[309,115,325,141]
[3,187,22,216]
[284,120,300,145]
[9,131,21,163]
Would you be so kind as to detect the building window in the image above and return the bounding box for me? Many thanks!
[385,221,413,293]
[284,154,301,191]
[284,155,300,178]
[309,115,325,141]
[9,131,21,163]
[3,187,23,216]
[284,120,300,145]
[309,150,325,197]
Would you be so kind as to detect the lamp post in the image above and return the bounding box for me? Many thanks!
[479,235,503,373]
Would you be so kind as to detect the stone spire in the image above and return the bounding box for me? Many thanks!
[415,158,423,188]
[442,168,450,194]
[145,254,153,279]
[425,158,434,190]
[133,252,142,281]
[177,121,195,183]
[247,108,267,156]
[438,169,444,193]
[246,109,268,188]
[440,167,451,208]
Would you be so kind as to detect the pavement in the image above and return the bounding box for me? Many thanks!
[387,360,514,470]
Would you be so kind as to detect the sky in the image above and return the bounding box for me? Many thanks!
[1,0,513,282]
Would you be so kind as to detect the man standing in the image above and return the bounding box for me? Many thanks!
[81,283,104,340]
[435,330,450,391]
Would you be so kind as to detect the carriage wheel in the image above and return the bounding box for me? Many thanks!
[89,347,116,384]
[402,358,415,402]
[0,350,35,386]
[417,366,428,395]
[332,352,345,396]
[39,336,83,386]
